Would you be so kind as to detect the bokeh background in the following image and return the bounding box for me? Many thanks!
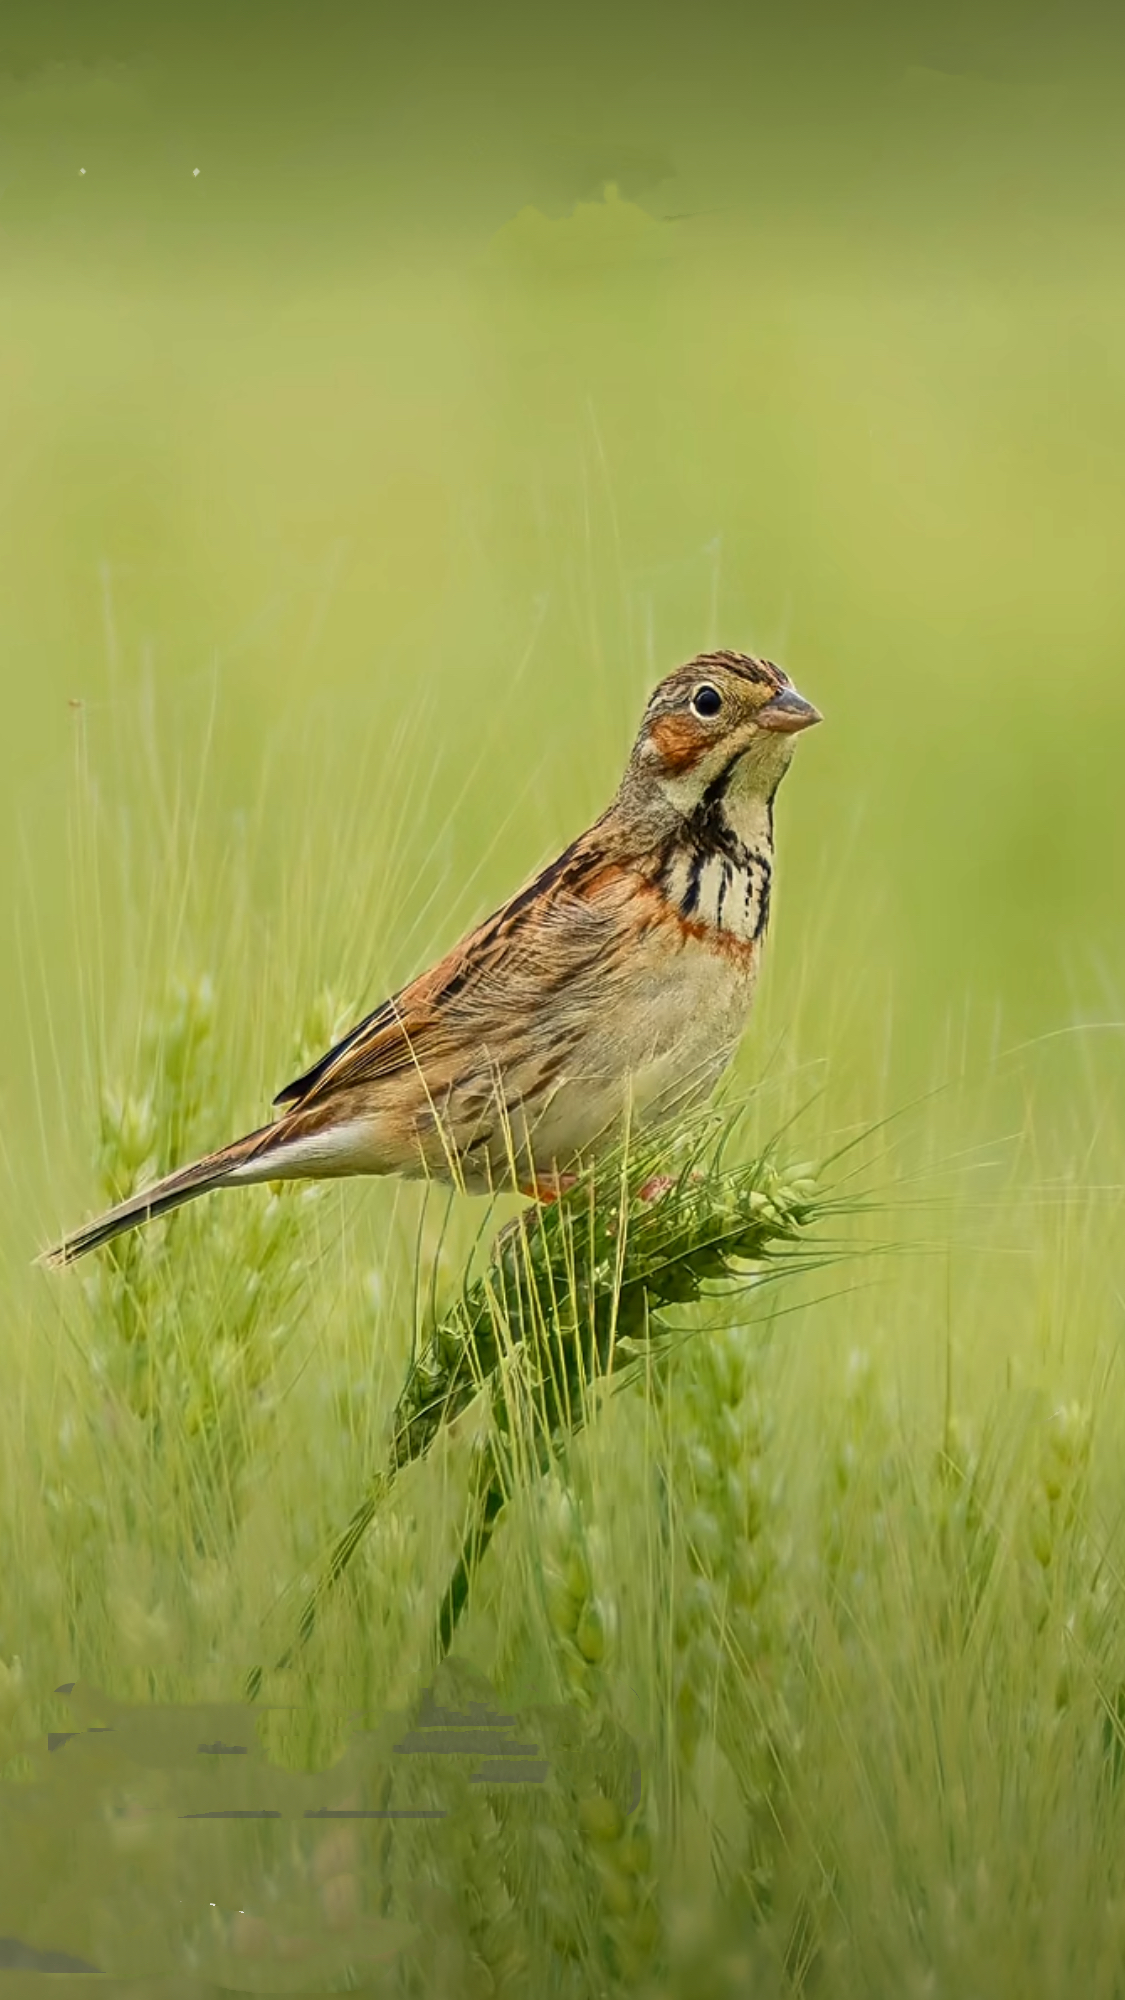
[5,0,1125,1180]
[2,2,1125,1989]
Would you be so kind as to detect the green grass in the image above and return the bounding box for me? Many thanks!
[2,684,1124,1997]
[3,103,1125,1986]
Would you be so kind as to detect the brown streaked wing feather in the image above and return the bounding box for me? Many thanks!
[273,821,629,1113]
[273,967,446,1107]
[273,997,411,1105]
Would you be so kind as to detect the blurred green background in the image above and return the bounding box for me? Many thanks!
[5,0,1125,1210]
[2,5,1125,1988]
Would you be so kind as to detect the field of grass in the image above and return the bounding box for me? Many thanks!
[3,21,1125,1992]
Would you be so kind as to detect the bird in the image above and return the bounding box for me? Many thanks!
[42,651,820,1267]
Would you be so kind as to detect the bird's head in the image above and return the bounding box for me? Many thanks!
[627,651,822,818]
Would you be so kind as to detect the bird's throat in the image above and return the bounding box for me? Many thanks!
[658,771,775,947]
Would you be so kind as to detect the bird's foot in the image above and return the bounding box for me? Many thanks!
[636,1169,706,1204]
[520,1172,580,1204]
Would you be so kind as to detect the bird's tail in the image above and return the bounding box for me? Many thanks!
[39,1121,283,1268]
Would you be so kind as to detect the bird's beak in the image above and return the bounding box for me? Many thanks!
[755,686,823,734]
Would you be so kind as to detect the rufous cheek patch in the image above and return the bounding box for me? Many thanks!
[649,713,709,775]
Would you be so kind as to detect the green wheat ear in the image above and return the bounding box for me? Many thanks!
[250,1111,834,1693]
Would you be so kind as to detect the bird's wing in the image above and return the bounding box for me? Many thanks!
[273,824,637,1112]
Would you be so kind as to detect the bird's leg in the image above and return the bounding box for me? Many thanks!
[520,1167,701,1205]
[520,1169,700,1206]
[636,1169,707,1203]
[520,1172,579,1203]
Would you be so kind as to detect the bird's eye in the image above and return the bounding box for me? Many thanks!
[691,684,723,719]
